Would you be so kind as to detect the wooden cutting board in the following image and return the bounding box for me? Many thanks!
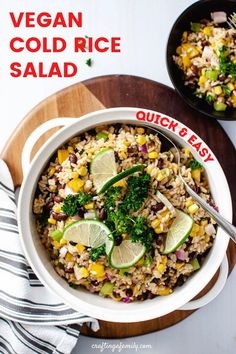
[1,75,235,338]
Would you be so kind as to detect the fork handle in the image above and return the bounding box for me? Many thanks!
[185,183,236,243]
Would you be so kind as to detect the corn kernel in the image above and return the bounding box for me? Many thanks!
[67,178,84,193]
[53,205,61,213]
[89,263,105,277]
[88,148,95,154]
[68,146,74,153]
[214,86,222,95]
[79,267,89,278]
[205,234,210,243]
[108,133,113,139]
[65,253,74,262]
[227,82,234,91]
[199,75,207,85]
[156,171,165,182]
[76,244,85,253]
[84,202,94,210]
[182,55,191,70]
[162,256,167,265]
[176,262,184,270]
[182,147,191,156]
[188,203,199,214]
[182,31,188,41]
[136,135,146,145]
[148,151,159,159]
[176,46,182,55]
[135,257,145,267]
[78,166,87,176]
[48,167,55,177]
[48,218,56,225]
[186,199,193,208]
[157,263,165,273]
[160,210,169,218]
[58,149,69,164]
[201,219,208,226]
[113,179,126,187]
[198,225,205,236]
[231,94,236,107]
[65,217,74,226]
[191,168,201,183]
[72,171,79,179]
[203,26,212,36]
[190,223,200,237]
[49,185,57,192]
[119,151,127,159]
[157,287,171,296]
[82,281,89,286]
[53,241,61,248]
[146,165,154,175]
[151,218,161,229]
[136,127,145,134]
[154,226,163,234]
[60,239,67,246]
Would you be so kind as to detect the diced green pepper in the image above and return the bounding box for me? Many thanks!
[205,69,219,81]
[96,132,108,141]
[143,255,152,267]
[191,22,201,32]
[213,102,227,111]
[51,230,63,241]
[100,282,114,295]
[119,268,130,276]
[189,258,200,271]
[222,85,232,97]
[206,95,214,103]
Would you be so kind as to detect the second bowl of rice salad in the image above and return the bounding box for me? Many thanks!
[18,108,231,322]
[167,0,236,120]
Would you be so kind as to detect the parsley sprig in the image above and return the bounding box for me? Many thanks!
[62,193,93,216]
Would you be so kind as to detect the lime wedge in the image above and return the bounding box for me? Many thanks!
[90,149,117,193]
[63,220,114,255]
[109,240,146,269]
[162,209,193,254]
[99,164,145,194]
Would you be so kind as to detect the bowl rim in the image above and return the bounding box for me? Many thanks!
[166,0,236,121]
[18,107,231,322]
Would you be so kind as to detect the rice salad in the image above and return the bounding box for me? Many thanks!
[173,12,236,111]
[33,124,217,302]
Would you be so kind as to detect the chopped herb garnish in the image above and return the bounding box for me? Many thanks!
[222,85,231,97]
[69,283,78,289]
[90,244,106,261]
[62,193,93,216]
[206,94,214,103]
[143,255,153,267]
[218,45,236,79]
[188,160,203,170]
[85,58,92,67]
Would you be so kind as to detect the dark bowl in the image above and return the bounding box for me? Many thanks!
[166,0,236,121]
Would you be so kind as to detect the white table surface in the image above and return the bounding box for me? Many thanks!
[0,1,235,353]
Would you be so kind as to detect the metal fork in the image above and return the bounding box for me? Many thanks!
[143,124,236,243]
[227,12,236,29]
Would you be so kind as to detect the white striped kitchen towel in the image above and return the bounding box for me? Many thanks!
[0,160,99,354]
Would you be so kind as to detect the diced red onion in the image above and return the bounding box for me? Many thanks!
[211,56,219,69]
[205,224,216,236]
[72,214,81,221]
[122,297,131,303]
[211,12,227,23]
[140,144,148,153]
[176,249,188,261]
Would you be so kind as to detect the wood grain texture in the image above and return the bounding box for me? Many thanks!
[1,75,235,338]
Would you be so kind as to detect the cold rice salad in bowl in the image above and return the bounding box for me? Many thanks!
[33,124,217,303]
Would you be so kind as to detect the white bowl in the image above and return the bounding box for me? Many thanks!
[18,107,231,322]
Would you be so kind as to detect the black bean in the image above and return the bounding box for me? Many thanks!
[69,153,77,164]
[54,195,63,203]
[192,184,200,194]
[91,280,99,286]
[147,291,156,300]
[176,274,185,287]
[189,252,197,260]
[191,65,199,76]
[58,183,65,190]
[98,208,106,220]
[158,158,164,168]
[127,145,138,154]
[77,207,85,218]
[142,292,148,300]
[151,202,164,212]
[219,74,226,82]
[69,241,77,246]
[152,278,161,285]
[46,201,54,209]
[51,212,67,221]
[114,236,123,246]
[65,268,74,273]
[126,288,133,297]
[155,234,165,246]
[55,165,62,172]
